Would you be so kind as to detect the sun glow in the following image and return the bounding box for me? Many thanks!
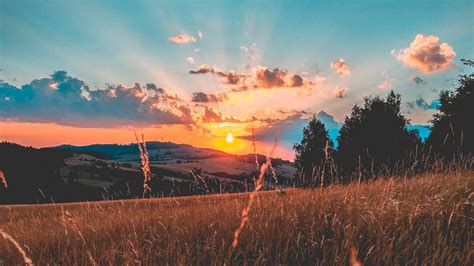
[226,133,234,143]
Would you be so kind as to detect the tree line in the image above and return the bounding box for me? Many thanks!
[293,59,473,187]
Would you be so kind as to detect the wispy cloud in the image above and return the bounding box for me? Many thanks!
[168,34,197,44]
[394,34,456,73]
[186,57,195,65]
[406,97,440,110]
[409,76,427,85]
[378,73,394,90]
[240,43,257,60]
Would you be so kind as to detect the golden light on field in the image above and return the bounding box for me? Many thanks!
[226,133,234,144]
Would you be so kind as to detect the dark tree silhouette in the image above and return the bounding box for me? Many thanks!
[336,91,420,179]
[293,116,334,187]
[426,59,474,157]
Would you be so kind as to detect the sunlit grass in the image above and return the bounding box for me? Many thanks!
[0,170,471,264]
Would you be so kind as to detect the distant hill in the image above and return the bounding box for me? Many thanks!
[54,142,233,161]
[1,142,295,204]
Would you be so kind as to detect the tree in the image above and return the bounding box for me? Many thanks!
[336,91,420,178]
[426,59,474,157]
[293,116,334,187]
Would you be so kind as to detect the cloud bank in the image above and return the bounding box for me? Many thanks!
[0,71,194,127]
[190,64,320,92]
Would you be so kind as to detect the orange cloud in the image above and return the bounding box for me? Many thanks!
[191,92,228,102]
[395,34,456,73]
[253,66,303,88]
[168,34,196,44]
[330,58,351,76]
[190,65,321,92]
[333,86,349,98]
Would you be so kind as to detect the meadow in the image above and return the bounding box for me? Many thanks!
[0,169,472,265]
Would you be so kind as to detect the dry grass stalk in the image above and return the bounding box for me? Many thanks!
[252,128,259,172]
[268,163,279,184]
[65,211,97,266]
[231,137,279,248]
[0,170,7,188]
[134,132,152,193]
[190,170,209,192]
[0,228,33,265]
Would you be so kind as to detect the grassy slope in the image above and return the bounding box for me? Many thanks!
[0,171,472,265]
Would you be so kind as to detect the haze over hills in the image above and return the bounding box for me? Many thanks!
[54,141,233,162]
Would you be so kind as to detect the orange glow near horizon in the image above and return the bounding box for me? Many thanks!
[0,121,295,160]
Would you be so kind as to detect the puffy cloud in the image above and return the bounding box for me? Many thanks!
[406,97,440,110]
[334,86,349,98]
[315,111,342,142]
[254,67,304,88]
[191,92,228,102]
[242,112,309,142]
[330,58,351,76]
[409,76,427,85]
[395,34,456,73]
[0,71,193,127]
[241,110,341,145]
[168,34,197,44]
[186,57,195,65]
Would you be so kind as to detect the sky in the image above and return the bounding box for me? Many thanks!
[1,0,473,160]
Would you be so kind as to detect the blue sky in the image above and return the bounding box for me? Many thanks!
[1,0,473,159]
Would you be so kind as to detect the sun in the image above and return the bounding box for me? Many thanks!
[226,133,234,144]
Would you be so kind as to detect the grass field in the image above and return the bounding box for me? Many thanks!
[0,170,473,265]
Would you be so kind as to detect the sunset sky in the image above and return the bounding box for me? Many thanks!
[1,0,473,160]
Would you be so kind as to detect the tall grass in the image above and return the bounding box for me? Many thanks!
[1,166,471,264]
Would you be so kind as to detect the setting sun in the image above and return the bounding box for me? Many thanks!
[226,133,234,143]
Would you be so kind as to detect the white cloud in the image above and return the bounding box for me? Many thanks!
[186,57,195,65]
